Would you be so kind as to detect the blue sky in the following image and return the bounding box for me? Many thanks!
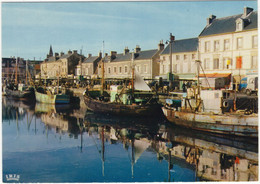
[1,1,258,60]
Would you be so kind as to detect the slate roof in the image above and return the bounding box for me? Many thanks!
[160,38,198,55]
[83,56,100,63]
[135,49,158,60]
[104,49,159,63]
[199,11,258,37]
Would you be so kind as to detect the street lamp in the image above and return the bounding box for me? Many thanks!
[165,33,175,81]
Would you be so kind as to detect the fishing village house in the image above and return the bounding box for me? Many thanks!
[159,37,198,83]
[41,46,84,79]
[198,7,258,89]
[98,42,164,80]
[75,52,102,79]
[2,57,39,83]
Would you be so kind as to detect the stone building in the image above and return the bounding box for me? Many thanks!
[198,7,258,88]
[41,46,84,79]
[75,52,102,79]
[159,37,198,80]
[98,42,164,80]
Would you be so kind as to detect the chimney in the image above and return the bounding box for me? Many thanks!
[55,53,59,57]
[110,51,117,60]
[98,52,102,58]
[105,53,108,56]
[73,50,77,54]
[135,45,141,53]
[170,33,175,41]
[88,54,92,58]
[124,47,130,55]
[60,52,64,56]
[243,7,253,17]
[68,50,72,54]
[207,15,216,26]
[158,40,164,50]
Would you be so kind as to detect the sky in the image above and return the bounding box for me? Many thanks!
[1,1,258,60]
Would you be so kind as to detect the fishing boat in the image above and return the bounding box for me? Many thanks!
[83,52,161,116]
[162,61,258,138]
[5,84,34,100]
[5,59,35,100]
[35,86,70,104]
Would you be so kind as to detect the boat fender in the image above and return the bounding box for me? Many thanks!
[222,101,228,108]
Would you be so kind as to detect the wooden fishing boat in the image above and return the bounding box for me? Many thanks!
[5,84,34,100]
[83,51,162,116]
[162,61,258,138]
[162,106,258,137]
[35,87,70,104]
[83,88,161,116]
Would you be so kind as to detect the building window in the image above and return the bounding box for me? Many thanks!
[176,55,180,60]
[124,66,128,73]
[251,56,258,69]
[204,58,210,70]
[108,67,111,74]
[205,41,210,52]
[144,64,148,73]
[237,37,243,49]
[162,65,165,74]
[184,55,187,60]
[136,65,140,73]
[192,54,196,60]
[213,58,219,69]
[114,67,116,73]
[224,39,230,51]
[252,35,258,48]
[119,67,122,73]
[214,40,220,51]
[85,68,89,75]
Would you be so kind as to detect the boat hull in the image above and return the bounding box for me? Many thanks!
[162,107,258,138]
[35,91,70,104]
[84,94,162,116]
[5,88,34,100]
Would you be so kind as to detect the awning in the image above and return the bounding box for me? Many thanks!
[198,73,231,78]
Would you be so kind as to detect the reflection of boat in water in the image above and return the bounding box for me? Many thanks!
[84,112,258,181]
[156,124,258,181]
[35,102,71,114]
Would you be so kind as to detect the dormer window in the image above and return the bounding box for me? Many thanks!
[236,18,244,31]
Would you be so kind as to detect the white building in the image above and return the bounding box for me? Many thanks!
[198,7,258,88]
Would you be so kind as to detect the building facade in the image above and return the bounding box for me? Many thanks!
[198,7,258,87]
[98,42,164,80]
[159,37,198,80]
[75,52,102,79]
[41,47,83,79]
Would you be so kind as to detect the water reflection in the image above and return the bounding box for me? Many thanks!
[2,97,258,182]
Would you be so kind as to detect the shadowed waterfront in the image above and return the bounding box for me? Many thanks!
[2,97,258,182]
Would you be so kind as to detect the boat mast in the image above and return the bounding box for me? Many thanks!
[101,41,105,94]
[131,51,135,93]
[25,60,28,85]
[15,58,18,85]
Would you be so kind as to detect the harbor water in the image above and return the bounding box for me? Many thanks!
[2,97,258,182]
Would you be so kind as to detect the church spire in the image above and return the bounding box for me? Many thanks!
[49,45,53,57]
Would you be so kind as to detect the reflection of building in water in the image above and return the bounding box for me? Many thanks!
[197,150,258,181]
[41,113,69,133]
[153,136,258,181]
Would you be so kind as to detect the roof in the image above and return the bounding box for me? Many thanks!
[135,49,158,60]
[199,11,257,37]
[199,73,231,78]
[161,38,198,55]
[83,56,100,63]
[104,49,159,63]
